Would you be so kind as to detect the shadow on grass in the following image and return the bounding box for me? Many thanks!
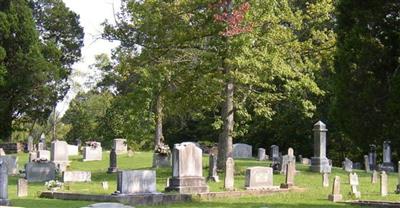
[11,198,92,208]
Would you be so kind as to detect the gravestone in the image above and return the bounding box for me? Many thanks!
[207,154,219,182]
[67,144,79,156]
[101,181,109,190]
[0,161,10,206]
[281,161,296,188]
[371,170,378,184]
[224,157,234,191]
[364,155,370,173]
[38,133,47,150]
[258,148,266,161]
[0,148,5,156]
[107,148,118,173]
[245,167,276,190]
[342,158,353,172]
[328,176,342,202]
[368,144,377,171]
[302,158,311,165]
[165,142,209,194]
[311,121,331,173]
[29,152,38,162]
[270,145,279,161]
[380,141,394,172]
[380,171,388,196]
[27,136,34,152]
[322,173,329,187]
[51,140,69,165]
[75,139,82,147]
[113,138,128,155]
[63,171,91,182]
[83,142,102,161]
[396,161,400,194]
[279,148,296,174]
[117,170,156,194]
[0,156,18,175]
[349,173,361,198]
[152,153,171,168]
[17,178,28,197]
[37,150,51,161]
[232,143,252,158]
[25,162,56,182]
[353,162,361,170]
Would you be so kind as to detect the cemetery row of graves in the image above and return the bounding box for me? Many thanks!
[0,121,399,207]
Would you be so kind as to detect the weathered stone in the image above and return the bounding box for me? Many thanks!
[371,170,378,184]
[396,161,400,194]
[270,145,279,161]
[257,148,266,161]
[245,167,276,190]
[37,150,50,161]
[27,136,34,152]
[207,154,219,182]
[224,157,234,191]
[342,158,353,172]
[113,138,128,155]
[107,148,118,173]
[0,161,10,206]
[152,153,171,168]
[302,158,311,165]
[25,162,56,182]
[83,202,134,208]
[279,148,296,175]
[380,171,388,196]
[311,121,331,173]
[67,145,79,156]
[63,171,91,182]
[369,144,377,171]
[322,173,329,187]
[281,161,296,189]
[380,141,394,172]
[328,176,342,202]
[50,140,69,166]
[165,142,208,194]
[17,178,28,197]
[0,156,18,175]
[349,172,359,186]
[28,151,37,162]
[364,155,370,173]
[83,142,102,161]
[127,150,134,157]
[101,181,109,190]
[232,143,252,159]
[117,170,156,194]
[0,148,5,156]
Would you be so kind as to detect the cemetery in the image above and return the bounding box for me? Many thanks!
[0,0,399,207]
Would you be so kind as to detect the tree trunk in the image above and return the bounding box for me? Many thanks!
[154,94,164,149]
[0,108,13,142]
[217,76,234,170]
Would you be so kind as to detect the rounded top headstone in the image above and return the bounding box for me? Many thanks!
[288,148,294,156]
[313,121,327,132]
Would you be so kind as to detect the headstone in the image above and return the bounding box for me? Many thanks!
[67,144,79,156]
[364,155,370,173]
[0,148,5,156]
[258,148,266,161]
[25,162,56,182]
[113,138,128,155]
[107,148,118,173]
[380,141,394,172]
[342,158,353,172]
[380,171,388,196]
[270,145,279,161]
[152,153,171,168]
[127,150,134,157]
[302,158,311,165]
[101,181,109,190]
[38,133,47,150]
[322,173,329,187]
[165,142,209,194]
[83,142,102,161]
[62,171,91,182]
[0,156,18,175]
[311,121,331,173]
[281,161,296,188]
[232,143,252,158]
[371,170,378,184]
[224,157,234,191]
[353,162,361,170]
[37,150,51,161]
[349,173,361,198]
[117,170,156,194]
[328,176,343,202]
[245,167,276,190]
[298,155,303,163]
[279,148,296,174]
[207,154,219,182]
[27,136,34,152]
[0,161,10,205]
[368,144,377,171]
[17,178,28,197]
[50,140,69,165]
[28,152,38,162]
[396,161,400,194]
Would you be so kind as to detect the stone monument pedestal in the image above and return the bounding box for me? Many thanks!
[311,157,331,173]
[165,176,209,194]
[380,162,394,172]
[328,194,342,202]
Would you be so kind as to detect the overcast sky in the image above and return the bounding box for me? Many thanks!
[56,0,121,116]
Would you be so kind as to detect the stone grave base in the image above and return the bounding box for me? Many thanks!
[328,194,342,202]
[165,177,209,194]
[311,157,331,173]
[280,183,295,189]
[345,200,400,207]
[379,163,394,172]
[245,186,280,191]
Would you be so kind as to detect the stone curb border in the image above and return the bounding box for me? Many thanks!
[344,200,400,207]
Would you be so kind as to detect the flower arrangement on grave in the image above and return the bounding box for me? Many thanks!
[86,141,99,149]
[45,180,63,191]
[154,143,171,156]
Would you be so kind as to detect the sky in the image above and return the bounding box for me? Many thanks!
[56,0,121,116]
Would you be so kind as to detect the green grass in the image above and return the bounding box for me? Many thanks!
[6,151,400,208]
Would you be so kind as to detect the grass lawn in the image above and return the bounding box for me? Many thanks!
[6,151,400,208]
